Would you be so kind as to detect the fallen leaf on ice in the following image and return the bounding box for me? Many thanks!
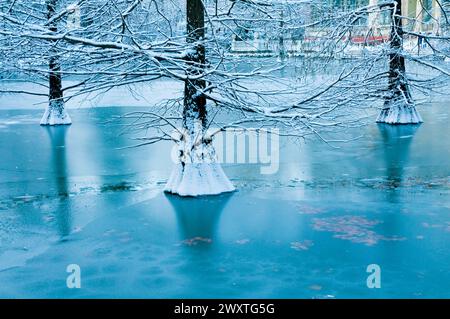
[290,240,313,251]
[180,237,212,246]
[312,215,406,246]
[309,285,322,291]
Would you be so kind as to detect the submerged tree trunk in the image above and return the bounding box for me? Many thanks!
[164,0,234,197]
[377,0,422,124]
[40,0,71,126]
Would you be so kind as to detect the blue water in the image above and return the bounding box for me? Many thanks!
[0,104,449,298]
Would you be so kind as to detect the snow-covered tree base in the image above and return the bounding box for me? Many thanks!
[164,163,235,197]
[376,103,423,125]
[40,102,72,126]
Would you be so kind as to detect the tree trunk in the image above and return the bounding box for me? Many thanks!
[164,0,234,197]
[376,0,422,124]
[278,8,286,62]
[40,0,71,126]
[183,0,207,138]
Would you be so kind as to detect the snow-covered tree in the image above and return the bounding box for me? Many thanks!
[0,0,374,196]
[0,0,75,125]
[307,0,450,124]
[378,0,421,124]
[164,0,235,196]
[41,0,72,125]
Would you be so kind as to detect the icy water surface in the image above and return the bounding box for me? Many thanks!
[0,104,449,298]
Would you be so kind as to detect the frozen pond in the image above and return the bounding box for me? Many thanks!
[0,101,449,298]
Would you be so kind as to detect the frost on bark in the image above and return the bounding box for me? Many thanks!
[377,0,422,125]
[164,0,234,197]
[40,0,71,126]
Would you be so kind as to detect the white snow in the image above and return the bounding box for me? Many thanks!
[40,100,72,125]
[376,102,423,125]
[164,126,235,197]
[164,162,235,197]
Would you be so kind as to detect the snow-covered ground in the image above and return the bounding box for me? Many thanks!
[0,101,449,298]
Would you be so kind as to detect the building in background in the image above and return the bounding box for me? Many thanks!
[230,0,449,56]
[327,0,447,33]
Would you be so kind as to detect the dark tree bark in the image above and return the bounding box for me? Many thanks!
[183,0,207,135]
[278,8,286,61]
[47,0,63,109]
[377,0,422,124]
[164,0,235,196]
[41,0,71,125]
[386,0,411,104]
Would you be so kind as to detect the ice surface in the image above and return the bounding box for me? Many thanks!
[0,103,449,298]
